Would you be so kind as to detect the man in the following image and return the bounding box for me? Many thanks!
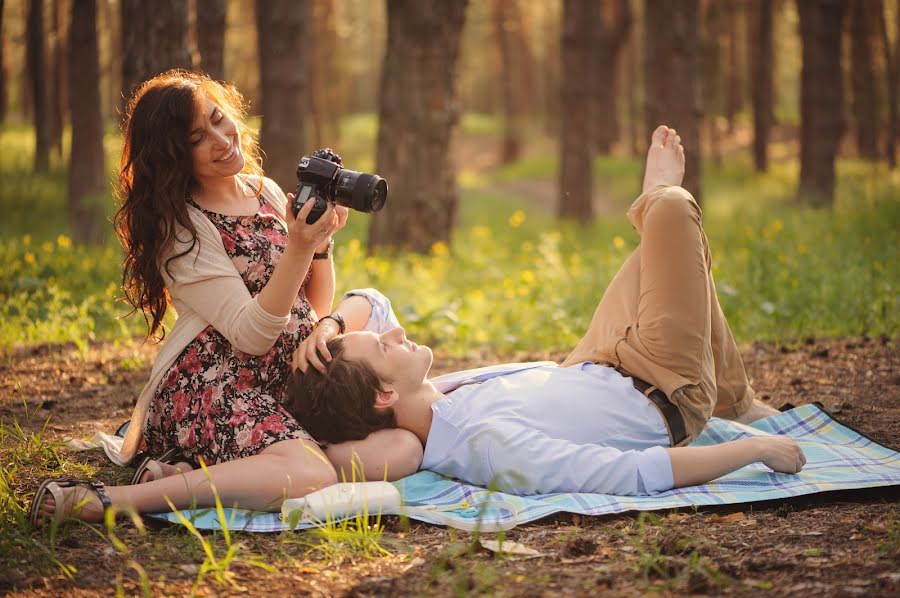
[287,126,805,496]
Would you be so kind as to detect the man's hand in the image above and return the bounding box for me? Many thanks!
[756,436,806,474]
[292,317,341,373]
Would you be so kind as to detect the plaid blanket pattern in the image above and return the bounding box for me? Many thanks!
[145,404,900,532]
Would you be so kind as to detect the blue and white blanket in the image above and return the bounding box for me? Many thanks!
[143,404,900,532]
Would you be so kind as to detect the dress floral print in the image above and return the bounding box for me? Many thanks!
[145,191,318,464]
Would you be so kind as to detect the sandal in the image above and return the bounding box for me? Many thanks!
[28,477,111,528]
[129,447,190,485]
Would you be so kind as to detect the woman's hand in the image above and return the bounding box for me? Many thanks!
[285,193,340,255]
[756,436,806,474]
[292,317,342,373]
[314,205,349,253]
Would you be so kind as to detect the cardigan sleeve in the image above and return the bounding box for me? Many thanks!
[161,209,290,356]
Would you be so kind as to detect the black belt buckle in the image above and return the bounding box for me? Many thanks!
[630,376,688,446]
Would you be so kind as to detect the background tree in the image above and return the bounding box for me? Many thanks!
[369,0,468,252]
[195,0,226,81]
[558,0,595,221]
[307,0,340,149]
[256,0,309,193]
[848,0,882,160]
[750,0,774,172]
[876,1,897,167]
[644,0,702,203]
[120,0,191,108]
[0,0,6,124]
[48,0,67,159]
[25,0,49,171]
[724,0,744,134]
[592,0,632,155]
[700,0,724,165]
[67,0,106,243]
[797,0,845,206]
[492,0,534,164]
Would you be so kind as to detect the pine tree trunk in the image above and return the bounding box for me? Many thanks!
[368,0,468,252]
[256,0,309,194]
[492,0,533,163]
[68,0,106,244]
[750,0,774,172]
[876,1,896,168]
[592,0,631,154]
[308,0,339,149]
[48,0,68,159]
[701,0,723,166]
[26,0,50,171]
[120,0,191,105]
[196,0,226,80]
[724,1,742,134]
[797,0,846,206]
[848,0,881,160]
[644,0,703,203]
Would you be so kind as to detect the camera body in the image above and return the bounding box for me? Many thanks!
[292,148,388,224]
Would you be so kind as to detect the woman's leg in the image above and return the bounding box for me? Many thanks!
[34,438,337,525]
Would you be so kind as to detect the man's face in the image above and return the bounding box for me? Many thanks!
[341,327,433,399]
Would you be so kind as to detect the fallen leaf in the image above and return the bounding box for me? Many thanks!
[721,512,746,523]
[480,538,541,557]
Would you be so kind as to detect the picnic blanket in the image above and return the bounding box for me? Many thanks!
[140,404,900,532]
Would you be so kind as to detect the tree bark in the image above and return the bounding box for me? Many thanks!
[68,0,107,244]
[558,0,595,220]
[48,0,68,158]
[195,0,226,80]
[644,0,703,203]
[848,0,881,160]
[120,0,191,107]
[308,0,340,149]
[876,1,896,168]
[797,0,845,206]
[701,0,724,165]
[492,0,534,163]
[750,0,774,172]
[256,0,309,194]
[0,0,7,124]
[368,0,468,253]
[26,0,50,171]
[592,0,631,154]
[724,1,742,134]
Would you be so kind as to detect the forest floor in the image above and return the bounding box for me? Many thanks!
[1,335,898,597]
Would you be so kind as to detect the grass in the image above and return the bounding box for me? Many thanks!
[1,118,898,353]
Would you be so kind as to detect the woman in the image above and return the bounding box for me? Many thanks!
[30,70,420,527]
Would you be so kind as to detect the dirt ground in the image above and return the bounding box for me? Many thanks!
[1,335,898,597]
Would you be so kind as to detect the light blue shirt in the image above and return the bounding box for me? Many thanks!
[344,288,675,496]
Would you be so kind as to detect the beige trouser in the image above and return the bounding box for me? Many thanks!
[562,185,755,445]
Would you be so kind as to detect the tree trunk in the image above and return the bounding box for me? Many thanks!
[592,0,632,154]
[558,0,595,220]
[724,1,742,134]
[26,0,50,171]
[308,0,340,149]
[196,0,226,80]
[492,0,534,163]
[48,0,68,159]
[644,0,702,203]
[0,0,7,124]
[797,0,845,206]
[848,0,881,160]
[368,0,468,252]
[68,0,106,244]
[701,0,723,165]
[750,0,774,172]
[120,0,191,107]
[256,0,309,193]
[876,1,896,168]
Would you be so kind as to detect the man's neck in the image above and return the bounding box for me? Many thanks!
[395,383,445,446]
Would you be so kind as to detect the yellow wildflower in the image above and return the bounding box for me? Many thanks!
[520,270,535,284]
[41,241,54,253]
[771,218,784,234]
[508,210,526,228]
[431,241,450,257]
[57,234,72,249]
[613,236,625,250]
[23,234,32,246]
[24,252,35,265]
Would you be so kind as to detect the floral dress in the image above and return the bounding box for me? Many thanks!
[144,192,318,464]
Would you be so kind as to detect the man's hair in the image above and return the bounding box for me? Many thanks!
[285,336,397,444]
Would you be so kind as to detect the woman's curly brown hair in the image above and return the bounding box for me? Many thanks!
[114,70,264,339]
[286,337,398,444]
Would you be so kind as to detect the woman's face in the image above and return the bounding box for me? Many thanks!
[189,95,245,181]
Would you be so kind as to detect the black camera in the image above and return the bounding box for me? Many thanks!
[292,148,388,224]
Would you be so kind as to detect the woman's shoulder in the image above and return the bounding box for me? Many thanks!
[242,174,287,202]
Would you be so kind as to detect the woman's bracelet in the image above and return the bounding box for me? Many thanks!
[318,313,346,334]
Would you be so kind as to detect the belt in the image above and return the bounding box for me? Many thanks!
[630,376,688,446]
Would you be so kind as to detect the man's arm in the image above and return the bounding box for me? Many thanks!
[324,428,423,482]
[667,436,806,487]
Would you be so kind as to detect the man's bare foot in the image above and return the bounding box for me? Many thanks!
[642,124,686,194]
[137,460,194,484]
[34,484,105,527]
[732,399,781,425]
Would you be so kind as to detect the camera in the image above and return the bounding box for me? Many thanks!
[292,148,388,224]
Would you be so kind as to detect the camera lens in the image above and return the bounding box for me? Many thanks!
[352,173,387,213]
